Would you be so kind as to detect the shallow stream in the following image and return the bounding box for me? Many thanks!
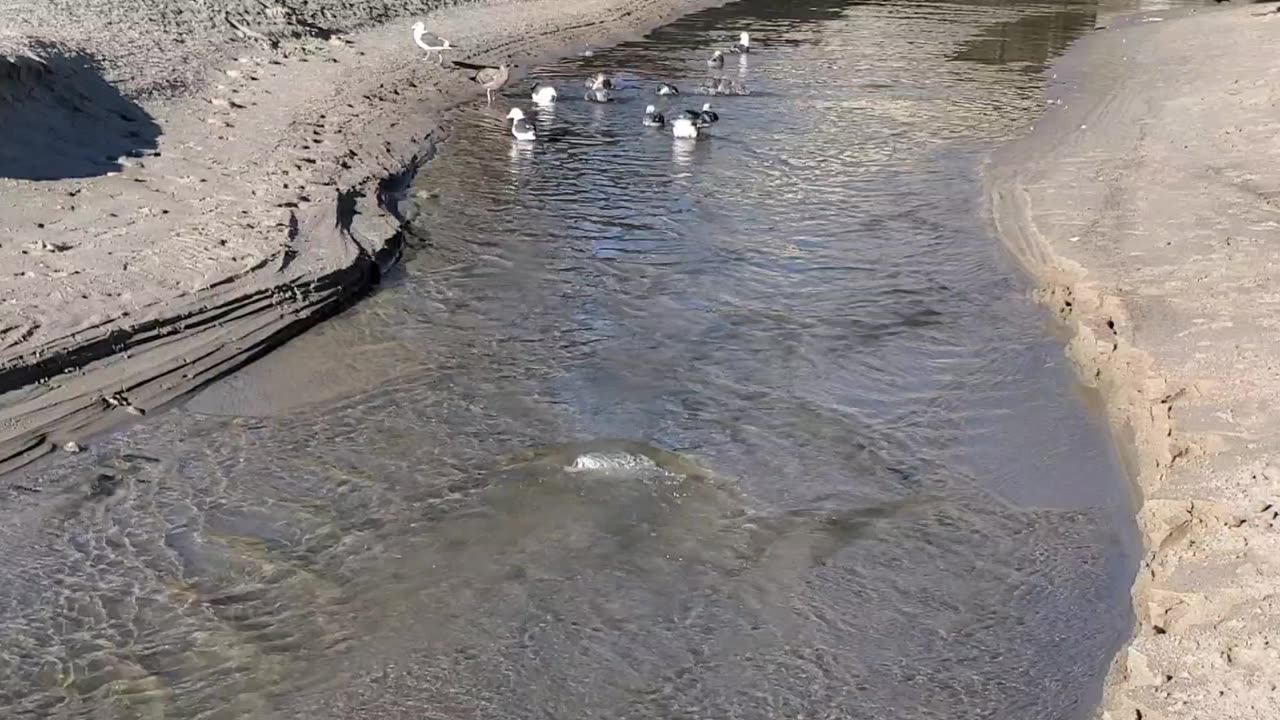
[1,1,1140,718]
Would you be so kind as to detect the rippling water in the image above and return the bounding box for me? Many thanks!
[1,1,1142,718]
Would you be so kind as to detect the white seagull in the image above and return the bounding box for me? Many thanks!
[531,83,558,105]
[411,22,453,65]
[731,32,751,54]
[671,116,699,139]
[643,105,665,127]
[506,108,537,141]
[696,102,719,128]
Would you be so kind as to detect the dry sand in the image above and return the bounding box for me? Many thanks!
[0,0,715,475]
[989,4,1280,718]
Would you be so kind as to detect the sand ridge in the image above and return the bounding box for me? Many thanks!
[0,0,718,476]
[989,5,1280,718]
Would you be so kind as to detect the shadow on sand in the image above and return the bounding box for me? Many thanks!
[0,44,160,180]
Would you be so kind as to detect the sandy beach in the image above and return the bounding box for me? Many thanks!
[989,4,1280,718]
[0,0,717,475]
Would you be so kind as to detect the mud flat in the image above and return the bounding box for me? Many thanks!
[0,0,715,476]
[989,5,1280,718]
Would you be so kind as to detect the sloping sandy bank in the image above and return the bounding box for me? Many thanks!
[0,0,712,476]
[988,5,1280,719]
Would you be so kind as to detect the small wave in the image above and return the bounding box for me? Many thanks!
[566,450,660,473]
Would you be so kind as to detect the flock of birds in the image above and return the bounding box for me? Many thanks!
[412,21,753,141]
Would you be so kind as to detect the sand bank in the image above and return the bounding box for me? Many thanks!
[0,0,714,475]
[989,4,1280,718]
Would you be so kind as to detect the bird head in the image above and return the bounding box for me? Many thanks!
[506,108,525,120]
[412,21,424,33]
[712,50,723,58]
[702,102,712,111]
[645,104,656,113]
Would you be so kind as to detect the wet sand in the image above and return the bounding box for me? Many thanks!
[0,0,717,476]
[988,4,1280,718]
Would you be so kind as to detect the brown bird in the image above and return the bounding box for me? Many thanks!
[453,60,512,103]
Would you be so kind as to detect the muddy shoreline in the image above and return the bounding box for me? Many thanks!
[988,4,1280,718]
[0,0,722,477]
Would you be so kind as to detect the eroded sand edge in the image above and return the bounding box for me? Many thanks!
[989,6,1280,718]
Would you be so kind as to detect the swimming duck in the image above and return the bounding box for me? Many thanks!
[584,87,613,103]
[730,31,751,54]
[643,104,666,127]
[707,50,725,68]
[671,116,699,139]
[696,102,719,128]
[506,108,537,140]
[657,82,680,96]
[531,83,558,105]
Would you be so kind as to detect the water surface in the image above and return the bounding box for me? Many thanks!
[0,1,1138,718]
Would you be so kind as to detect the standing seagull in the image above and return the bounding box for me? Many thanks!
[506,108,537,141]
[453,60,512,103]
[707,50,725,68]
[411,22,453,65]
[730,32,751,54]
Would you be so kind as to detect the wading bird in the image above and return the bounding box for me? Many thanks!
[453,60,512,103]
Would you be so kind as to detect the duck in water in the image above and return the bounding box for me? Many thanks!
[731,31,751,54]
[657,82,680,96]
[707,50,725,68]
